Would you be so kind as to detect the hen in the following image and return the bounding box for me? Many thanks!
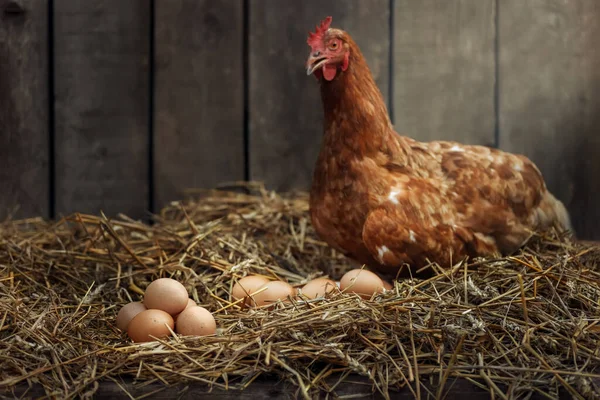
[306,17,571,277]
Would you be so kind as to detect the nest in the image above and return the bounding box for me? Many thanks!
[1,182,600,399]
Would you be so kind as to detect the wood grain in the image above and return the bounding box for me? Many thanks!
[498,0,600,239]
[0,0,49,219]
[249,0,390,191]
[154,0,244,210]
[53,0,150,219]
[393,0,496,145]
[7,375,501,399]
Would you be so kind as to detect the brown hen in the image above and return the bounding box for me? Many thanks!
[306,17,571,277]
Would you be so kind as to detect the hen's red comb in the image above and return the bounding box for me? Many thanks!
[307,16,332,49]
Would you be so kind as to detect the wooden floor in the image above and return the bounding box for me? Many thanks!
[6,375,571,399]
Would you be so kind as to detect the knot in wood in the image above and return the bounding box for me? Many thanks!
[3,1,25,15]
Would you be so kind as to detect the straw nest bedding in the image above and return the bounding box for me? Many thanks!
[1,182,599,399]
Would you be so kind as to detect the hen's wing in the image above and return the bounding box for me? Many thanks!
[361,140,571,269]
[362,206,477,270]
[436,142,571,247]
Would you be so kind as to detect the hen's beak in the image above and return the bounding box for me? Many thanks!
[306,55,328,76]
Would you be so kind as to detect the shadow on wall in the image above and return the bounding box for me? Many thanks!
[569,103,600,241]
[514,98,600,241]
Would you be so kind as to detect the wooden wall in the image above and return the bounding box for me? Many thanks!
[1,0,599,239]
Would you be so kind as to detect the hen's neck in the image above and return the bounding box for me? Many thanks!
[319,47,397,157]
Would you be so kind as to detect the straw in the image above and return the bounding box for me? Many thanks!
[1,181,599,399]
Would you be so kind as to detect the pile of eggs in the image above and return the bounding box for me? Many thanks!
[117,269,392,342]
[116,278,216,343]
[231,268,392,307]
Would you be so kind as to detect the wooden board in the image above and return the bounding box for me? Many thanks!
[0,0,49,219]
[498,0,600,239]
[249,0,390,191]
[53,0,150,220]
[7,375,507,399]
[393,0,496,145]
[154,0,244,210]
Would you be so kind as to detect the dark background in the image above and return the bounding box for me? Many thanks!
[1,0,599,239]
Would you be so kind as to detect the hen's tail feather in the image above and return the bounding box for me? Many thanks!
[538,191,573,236]
[555,198,572,233]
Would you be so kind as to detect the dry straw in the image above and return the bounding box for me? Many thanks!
[1,182,599,399]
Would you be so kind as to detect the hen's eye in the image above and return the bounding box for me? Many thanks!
[329,42,338,50]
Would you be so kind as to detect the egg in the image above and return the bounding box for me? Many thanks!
[340,269,385,299]
[251,280,296,308]
[300,278,337,299]
[175,306,216,336]
[116,301,147,331]
[173,298,196,320]
[143,278,189,316]
[127,309,174,343]
[231,275,270,304]
[383,280,393,291]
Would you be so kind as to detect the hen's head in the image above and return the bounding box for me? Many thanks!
[306,16,350,82]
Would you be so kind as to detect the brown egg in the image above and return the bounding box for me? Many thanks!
[143,278,189,316]
[173,298,196,320]
[382,280,393,291]
[116,301,147,331]
[300,278,337,299]
[127,309,174,343]
[251,280,296,308]
[340,269,385,299]
[231,275,270,304]
[175,306,216,336]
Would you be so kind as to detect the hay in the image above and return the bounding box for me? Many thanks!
[1,181,600,399]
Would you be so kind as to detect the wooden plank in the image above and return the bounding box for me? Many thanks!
[249,0,390,191]
[393,0,496,145]
[154,0,244,210]
[53,0,149,219]
[0,0,49,219]
[498,0,600,239]
[8,375,504,399]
